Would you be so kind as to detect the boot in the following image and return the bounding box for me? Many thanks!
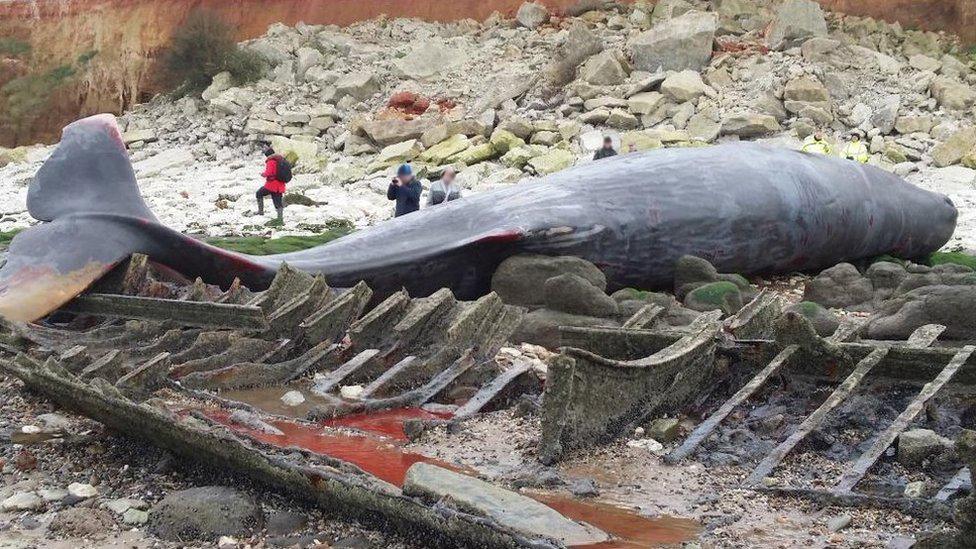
[256,196,265,215]
[276,207,284,224]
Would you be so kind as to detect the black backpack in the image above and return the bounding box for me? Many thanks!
[275,156,293,183]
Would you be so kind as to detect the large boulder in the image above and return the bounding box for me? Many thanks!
[930,77,976,111]
[720,113,780,137]
[865,261,909,300]
[628,11,717,72]
[361,118,435,147]
[269,136,323,172]
[673,255,718,296]
[660,70,707,103]
[866,285,976,340]
[544,274,619,317]
[148,487,264,541]
[516,2,550,29]
[803,263,875,310]
[580,50,630,86]
[492,255,607,308]
[766,0,828,50]
[527,148,575,175]
[931,127,976,168]
[512,309,619,349]
[784,75,830,103]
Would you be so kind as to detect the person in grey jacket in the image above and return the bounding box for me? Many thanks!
[427,167,462,206]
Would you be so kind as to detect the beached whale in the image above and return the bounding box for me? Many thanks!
[0,114,957,322]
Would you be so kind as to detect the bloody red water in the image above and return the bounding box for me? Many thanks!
[205,410,460,486]
[322,408,451,441]
[529,492,699,548]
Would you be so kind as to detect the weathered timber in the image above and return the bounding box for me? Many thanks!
[665,344,800,464]
[622,304,664,330]
[757,486,952,520]
[0,357,559,549]
[743,346,890,486]
[115,352,171,397]
[312,349,382,397]
[170,338,281,378]
[267,276,331,337]
[347,290,411,349]
[834,345,976,494]
[62,294,269,330]
[541,314,721,464]
[935,467,971,502]
[360,356,418,399]
[724,289,781,339]
[455,361,535,420]
[179,342,340,391]
[905,324,947,348]
[300,282,372,345]
[79,349,124,380]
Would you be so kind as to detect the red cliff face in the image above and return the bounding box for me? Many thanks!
[0,0,973,146]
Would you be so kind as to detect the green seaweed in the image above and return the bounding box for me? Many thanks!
[206,222,353,255]
[927,251,976,271]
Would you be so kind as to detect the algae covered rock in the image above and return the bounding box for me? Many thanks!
[803,263,875,310]
[544,273,619,317]
[684,281,743,315]
[784,301,840,337]
[492,255,607,308]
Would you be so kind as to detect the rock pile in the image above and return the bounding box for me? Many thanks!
[2,0,975,241]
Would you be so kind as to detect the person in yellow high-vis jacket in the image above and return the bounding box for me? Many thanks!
[802,132,831,155]
[842,133,869,163]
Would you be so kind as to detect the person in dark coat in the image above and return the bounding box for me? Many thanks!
[387,164,422,217]
[593,136,618,160]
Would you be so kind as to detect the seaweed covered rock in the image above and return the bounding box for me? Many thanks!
[148,487,264,541]
[684,281,743,315]
[894,263,976,295]
[865,285,976,340]
[673,255,718,297]
[915,430,976,548]
[544,273,619,317]
[610,288,676,317]
[803,263,875,310]
[784,301,840,337]
[492,255,607,308]
[865,261,909,300]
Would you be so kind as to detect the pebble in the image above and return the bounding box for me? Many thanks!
[904,480,926,498]
[339,385,364,400]
[38,488,69,502]
[122,508,149,526]
[827,513,852,532]
[67,482,98,500]
[280,390,306,407]
[217,535,239,549]
[106,497,148,514]
[626,437,666,455]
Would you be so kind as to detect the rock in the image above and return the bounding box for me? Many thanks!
[404,463,608,545]
[265,510,308,536]
[340,385,364,399]
[870,96,901,135]
[720,113,780,138]
[295,47,324,79]
[687,114,721,142]
[202,71,234,102]
[567,477,600,498]
[38,488,68,503]
[543,273,618,317]
[674,255,719,294]
[866,285,976,340]
[931,128,976,168]
[106,497,148,514]
[898,429,952,465]
[904,480,926,499]
[784,301,840,337]
[684,281,743,315]
[803,263,875,310]
[361,118,434,147]
[334,72,380,100]
[49,508,115,536]
[270,136,323,172]
[420,134,471,164]
[370,139,424,171]
[67,482,98,500]
[581,50,629,86]
[449,142,498,165]
[647,418,680,443]
[497,117,534,140]
[652,0,694,22]
[245,118,284,136]
[784,75,829,103]
[627,91,665,116]
[123,508,150,525]
[489,130,525,155]
[2,492,42,511]
[895,115,934,135]
[148,487,264,541]
[626,437,666,454]
[527,148,575,175]
[492,254,606,307]
[884,144,908,164]
[516,2,550,29]
[866,261,908,299]
[606,109,640,129]
[280,390,305,407]
[827,514,852,533]
[122,128,157,145]
[393,40,465,80]
[660,70,707,103]
[909,54,942,72]
[930,77,976,110]
[562,21,604,61]
[766,0,828,50]
[628,11,718,72]
[753,93,788,121]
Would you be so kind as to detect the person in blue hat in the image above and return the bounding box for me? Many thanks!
[387,163,423,217]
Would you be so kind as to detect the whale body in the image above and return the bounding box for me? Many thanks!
[0,114,957,322]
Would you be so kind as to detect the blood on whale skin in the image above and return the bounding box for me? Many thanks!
[0,114,957,322]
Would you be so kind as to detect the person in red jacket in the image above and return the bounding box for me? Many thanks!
[256,145,286,223]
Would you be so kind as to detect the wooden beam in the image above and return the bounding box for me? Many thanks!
[63,294,268,330]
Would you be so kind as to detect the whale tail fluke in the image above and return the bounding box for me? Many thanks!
[0,115,160,322]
